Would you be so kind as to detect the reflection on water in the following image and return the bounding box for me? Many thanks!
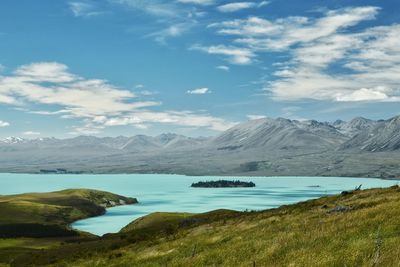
[0,173,396,235]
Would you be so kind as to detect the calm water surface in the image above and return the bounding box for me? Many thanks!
[0,173,397,235]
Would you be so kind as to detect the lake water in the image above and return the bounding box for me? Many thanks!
[0,173,397,236]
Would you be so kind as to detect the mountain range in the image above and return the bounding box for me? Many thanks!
[1,116,400,178]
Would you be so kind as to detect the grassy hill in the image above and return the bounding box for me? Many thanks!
[1,186,400,266]
[0,189,137,238]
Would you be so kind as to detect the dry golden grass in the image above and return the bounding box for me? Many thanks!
[2,186,400,266]
[41,185,400,267]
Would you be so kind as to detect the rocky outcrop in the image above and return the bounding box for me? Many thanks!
[340,116,400,151]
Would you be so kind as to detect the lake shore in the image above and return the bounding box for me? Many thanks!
[0,173,396,235]
[2,186,400,266]
[0,189,137,238]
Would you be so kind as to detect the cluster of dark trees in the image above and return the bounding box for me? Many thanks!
[39,169,84,174]
[0,224,78,238]
[191,180,256,188]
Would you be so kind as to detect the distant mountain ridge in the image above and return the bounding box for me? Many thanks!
[333,117,378,137]
[340,116,400,152]
[211,118,347,152]
[1,116,400,178]
[0,133,209,151]
[1,116,399,152]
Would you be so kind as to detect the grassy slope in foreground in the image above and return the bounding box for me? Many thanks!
[0,189,138,238]
[7,185,400,267]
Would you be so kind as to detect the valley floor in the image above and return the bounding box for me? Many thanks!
[2,151,400,179]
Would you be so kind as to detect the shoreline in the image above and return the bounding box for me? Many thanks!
[0,172,398,181]
[70,182,398,236]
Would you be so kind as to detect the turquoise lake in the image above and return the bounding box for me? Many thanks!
[0,173,397,236]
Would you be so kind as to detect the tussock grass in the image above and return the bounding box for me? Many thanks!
[3,186,400,266]
[0,189,137,240]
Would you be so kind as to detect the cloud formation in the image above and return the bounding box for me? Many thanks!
[247,114,266,120]
[110,0,179,17]
[110,0,204,44]
[187,87,211,94]
[147,21,195,44]
[216,65,230,71]
[177,0,215,5]
[191,44,255,64]
[205,6,400,102]
[22,131,41,136]
[102,110,232,131]
[69,1,103,17]
[0,120,9,127]
[0,62,235,134]
[217,1,269,12]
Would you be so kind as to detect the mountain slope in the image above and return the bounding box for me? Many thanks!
[333,117,377,137]
[1,116,400,177]
[211,118,346,151]
[340,116,400,151]
[121,135,161,151]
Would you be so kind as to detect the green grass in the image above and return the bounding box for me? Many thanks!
[0,189,137,239]
[121,209,240,233]
[3,186,400,266]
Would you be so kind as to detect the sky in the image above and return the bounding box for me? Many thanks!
[0,0,399,138]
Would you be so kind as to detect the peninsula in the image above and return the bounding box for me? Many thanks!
[0,189,137,238]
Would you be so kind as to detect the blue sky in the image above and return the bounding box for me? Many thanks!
[0,0,399,138]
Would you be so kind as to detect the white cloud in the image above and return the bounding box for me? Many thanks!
[280,106,306,120]
[147,22,194,44]
[5,86,138,118]
[216,65,230,71]
[28,110,70,115]
[177,0,215,5]
[109,0,180,17]
[335,88,390,102]
[217,1,269,12]
[133,85,157,96]
[0,62,234,133]
[191,44,255,65]
[0,94,17,104]
[0,120,9,127]
[208,16,282,37]
[69,125,104,135]
[211,7,379,50]
[187,87,211,94]
[247,115,266,120]
[0,64,4,72]
[102,110,237,131]
[0,62,161,118]
[269,24,400,102]
[110,0,198,43]
[15,62,76,83]
[22,131,41,136]
[258,1,269,7]
[69,2,103,17]
[140,90,156,96]
[205,6,400,103]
